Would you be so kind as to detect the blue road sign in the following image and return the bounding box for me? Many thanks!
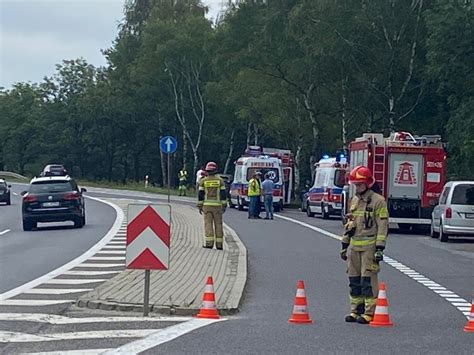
[160,136,177,154]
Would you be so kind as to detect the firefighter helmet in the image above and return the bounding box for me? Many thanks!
[205,161,217,172]
[349,165,375,187]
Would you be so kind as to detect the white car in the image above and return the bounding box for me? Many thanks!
[431,181,474,242]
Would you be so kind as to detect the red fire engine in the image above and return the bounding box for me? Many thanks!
[342,132,447,230]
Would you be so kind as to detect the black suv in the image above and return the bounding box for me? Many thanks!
[0,179,11,205]
[40,164,68,177]
[21,176,86,231]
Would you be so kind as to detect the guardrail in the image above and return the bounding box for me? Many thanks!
[0,171,29,181]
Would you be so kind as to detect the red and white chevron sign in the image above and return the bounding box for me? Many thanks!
[126,204,171,270]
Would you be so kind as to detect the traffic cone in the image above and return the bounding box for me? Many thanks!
[370,282,393,327]
[196,276,220,319]
[464,299,474,333]
[288,280,313,324]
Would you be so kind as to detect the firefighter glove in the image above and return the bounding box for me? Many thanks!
[340,249,348,261]
[344,220,356,238]
[374,249,384,263]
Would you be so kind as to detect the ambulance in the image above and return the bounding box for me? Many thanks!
[342,132,447,230]
[305,156,349,219]
[230,147,286,212]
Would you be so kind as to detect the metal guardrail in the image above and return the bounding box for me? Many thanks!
[0,171,29,181]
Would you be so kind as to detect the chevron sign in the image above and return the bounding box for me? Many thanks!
[126,204,171,270]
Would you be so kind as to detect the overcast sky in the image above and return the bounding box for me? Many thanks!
[0,0,224,89]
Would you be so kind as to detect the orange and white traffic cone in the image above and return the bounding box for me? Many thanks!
[288,280,313,324]
[464,299,474,333]
[196,276,220,319]
[370,282,393,327]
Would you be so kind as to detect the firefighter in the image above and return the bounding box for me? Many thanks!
[340,165,388,324]
[178,166,188,196]
[197,162,227,250]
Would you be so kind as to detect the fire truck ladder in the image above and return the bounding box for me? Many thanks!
[373,145,386,194]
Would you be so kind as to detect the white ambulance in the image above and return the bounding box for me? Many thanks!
[230,155,285,212]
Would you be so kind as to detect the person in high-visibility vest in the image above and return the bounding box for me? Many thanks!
[197,162,227,250]
[178,167,188,196]
[340,166,389,324]
[248,172,261,219]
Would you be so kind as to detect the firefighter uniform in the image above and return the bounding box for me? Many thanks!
[341,188,388,323]
[197,163,227,250]
[178,168,188,196]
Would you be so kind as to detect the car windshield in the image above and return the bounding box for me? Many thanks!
[29,181,73,193]
[246,168,280,183]
[451,184,474,205]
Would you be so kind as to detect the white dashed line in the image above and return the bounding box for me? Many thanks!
[275,213,472,318]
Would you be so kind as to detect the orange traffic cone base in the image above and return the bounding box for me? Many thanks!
[370,319,393,327]
[289,315,313,324]
[196,311,220,319]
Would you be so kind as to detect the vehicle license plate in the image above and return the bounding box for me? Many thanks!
[335,203,342,208]
[465,213,474,219]
[43,202,60,207]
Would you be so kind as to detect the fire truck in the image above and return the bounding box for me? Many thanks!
[229,146,294,211]
[342,132,447,230]
[305,156,349,219]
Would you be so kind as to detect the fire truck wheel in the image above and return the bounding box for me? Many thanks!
[321,203,330,219]
[306,203,315,217]
[439,222,449,243]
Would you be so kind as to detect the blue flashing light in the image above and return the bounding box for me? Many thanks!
[322,154,330,159]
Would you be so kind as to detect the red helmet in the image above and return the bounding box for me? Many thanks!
[205,161,217,172]
[349,165,374,187]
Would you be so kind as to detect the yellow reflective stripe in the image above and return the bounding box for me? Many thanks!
[203,201,222,206]
[204,181,220,188]
[350,239,376,246]
[352,211,364,217]
[376,235,386,242]
[376,207,389,219]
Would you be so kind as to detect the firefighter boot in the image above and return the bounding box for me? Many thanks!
[356,314,373,324]
[345,313,358,322]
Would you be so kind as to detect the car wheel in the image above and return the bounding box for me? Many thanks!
[237,197,244,211]
[439,222,449,242]
[430,221,439,238]
[321,203,330,219]
[23,218,35,231]
[306,203,315,217]
[74,216,84,228]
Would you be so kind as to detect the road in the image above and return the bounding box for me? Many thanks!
[0,184,116,294]
[1,187,473,354]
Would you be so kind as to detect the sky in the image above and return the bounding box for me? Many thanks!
[0,0,224,89]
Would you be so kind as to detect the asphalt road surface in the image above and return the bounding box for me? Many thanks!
[1,187,473,354]
[0,184,116,294]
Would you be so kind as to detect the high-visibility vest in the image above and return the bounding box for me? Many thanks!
[178,170,187,182]
[248,178,261,197]
[197,176,227,207]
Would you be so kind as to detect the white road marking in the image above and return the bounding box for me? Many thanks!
[23,288,93,295]
[62,270,119,276]
[43,279,106,285]
[106,318,226,354]
[275,213,471,319]
[0,313,191,324]
[28,349,112,355]
[13,192,18,196]
[76,263,124,268]
[0,329,161,342]
[0,229,10,236]
[0,197,124,301]
[89,257,125,261]
[96,250,126,255]
[106,241,126,245]
[0,300,72,306]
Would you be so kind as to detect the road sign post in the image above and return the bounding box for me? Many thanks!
[126,204,171,317]
[160,136,177,203]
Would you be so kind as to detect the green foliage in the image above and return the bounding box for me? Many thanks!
[1,0,472,185]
